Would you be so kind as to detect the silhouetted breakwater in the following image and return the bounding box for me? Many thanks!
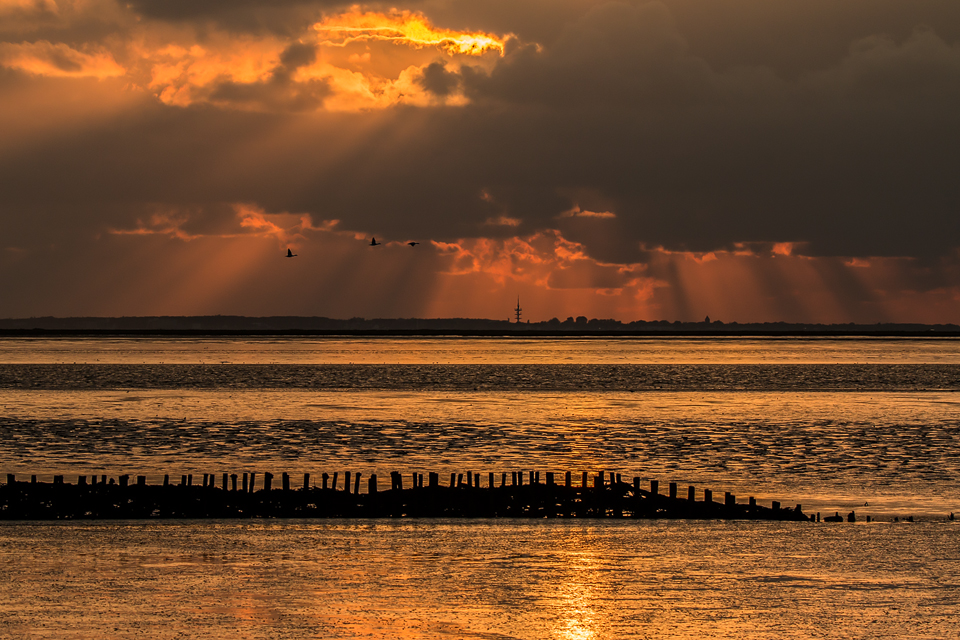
[1,472,811,521]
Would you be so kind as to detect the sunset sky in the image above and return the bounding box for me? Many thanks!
[2,0,959,323]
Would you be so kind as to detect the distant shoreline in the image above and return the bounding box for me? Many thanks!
[1,329,959,338]
[0,316,957,337]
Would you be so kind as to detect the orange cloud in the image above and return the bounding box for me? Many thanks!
[484,215,522,227]
[129,9,501,111]
[559,206,616,219]
[107,203,339,248]
[772,242,794,256]
[0,0,58,15]
[0,7,505,112]
[313,9,506,56]
[0,41,124,78]
[437,230,656,299]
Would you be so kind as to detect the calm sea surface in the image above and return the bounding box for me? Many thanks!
[1,337,959,638]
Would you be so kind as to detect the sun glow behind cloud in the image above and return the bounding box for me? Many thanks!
[313,8,506,56]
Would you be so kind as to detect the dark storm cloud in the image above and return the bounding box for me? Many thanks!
[417,61,460,96]
[124,0,351,35]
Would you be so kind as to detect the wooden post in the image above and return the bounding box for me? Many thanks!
[749,496,756,508]
[281,472,289,491]
[581,472,588,488]
[119,475,129,488]
[53,475,63,485]
[650,480,659,496]
[187,474,193,487]
[77,475,86,486]
[249,472,256,493]
[457,473,463,487]
[368,474,377,494]
[611,472,616,486]
[354,473,361,495]
[511,472,517,486]
[201,474,207,488]
[183,474,189,487]
[322,473,329,489]
[489,472,495,488]
[725,492,735,507]
[413,472,419,489]
[475,474,480,488]
[137,476,145,487]
[529,471,535,485]
[633,477,640,494]
[534,471,540,484]
[546,472,554,486]
[231,474,238,491]
[517,471,523,486]
[32,475,37,484]
[263,472,273,492]
[594,472,603,489]
[501,472,506,487]
[565,471,572,488]
[704,489,713,502]
[344,471,351,493]
[669,482,677,499]
[688,486,695,501]
[222,473,228,490]
[164,474,170,487]
[302,473,310,490]
[467,471,473,487]
[101,474,107,484]
[772,500,780,510]
[429,472,438,488]
[5,474,14,485]
[90,475,96,486]
[450,473,456,488]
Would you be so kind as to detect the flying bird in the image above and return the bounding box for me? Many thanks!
[286,248,298,257]
[408,242,419,247]
[370,237,381,246]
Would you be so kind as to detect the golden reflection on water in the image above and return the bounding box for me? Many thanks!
[553,546,600,640]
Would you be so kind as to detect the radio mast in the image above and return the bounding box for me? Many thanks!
[514,296,522,323]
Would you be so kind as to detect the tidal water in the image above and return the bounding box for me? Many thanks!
[1,336,959,638]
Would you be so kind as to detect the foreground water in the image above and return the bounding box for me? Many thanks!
[1,337,959,637]
[1,519,958,639]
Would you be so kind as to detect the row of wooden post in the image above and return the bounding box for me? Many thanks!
[5,472,781,510]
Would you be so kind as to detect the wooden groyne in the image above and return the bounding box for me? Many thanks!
[0,472,811,521]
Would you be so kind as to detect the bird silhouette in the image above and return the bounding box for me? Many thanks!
[408,242,419,247]
[286,248,298,257]
[370,237,381,246]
